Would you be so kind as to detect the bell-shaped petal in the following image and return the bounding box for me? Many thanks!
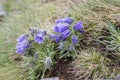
[17,34,28,42]
[61,30,71,41]
[54,23,69,33]
[55,17,74,24]
[74,22,85,33]
[34,30,45,44]
[36,30,45,37]
[50,34,61,43]
[16,47,26,54]
[34,36,44,44]
[16,39,31,55]
[72,35,77,45]
[17,41,29,49]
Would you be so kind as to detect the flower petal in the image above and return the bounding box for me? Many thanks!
[34,30,45,44]
[34,36,44,44]
[55,17,74,24]
[17,34,27,42]
[74,22,85,33]
[54,23,69,33]
[72,35,77,45]
[50,34,61,43]
[61,30,71,41]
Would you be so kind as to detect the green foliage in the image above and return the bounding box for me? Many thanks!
[15,29,56,79]
[103,0,120,7]
[99,21,120,51]
[0,52,26,80]
[98,20,120,63]
[70,49,120,79]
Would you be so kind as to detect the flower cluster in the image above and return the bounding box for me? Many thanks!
[16,34,31,54]
[15,17,85,74]
[50,17,84,51]
[16,28,46,55]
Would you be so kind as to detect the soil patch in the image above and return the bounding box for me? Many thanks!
[46,58,74,80]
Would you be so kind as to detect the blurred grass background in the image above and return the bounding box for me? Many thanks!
[0,0,120,80]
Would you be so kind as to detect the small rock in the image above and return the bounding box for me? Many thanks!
[0,6,6,17]
[114,74,120,80]
[40,77,59,80]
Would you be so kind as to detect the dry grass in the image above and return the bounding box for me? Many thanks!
[69,49,120,80]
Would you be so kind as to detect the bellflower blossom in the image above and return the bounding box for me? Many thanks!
[55,17,74,24]
[61,29,71,41]
[72,35,77,45]
[74,22,85,33]
[50,34,61,43]
[68,35,77,51]
[16,47,25,54]
[16,34,31,54]
[34,30,45,44]
[17,34,28,42]
[54,23,69,33]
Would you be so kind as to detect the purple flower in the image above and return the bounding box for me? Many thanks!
[34,30,45,44]
[50,34,61,43]
[55,17,74,24]
[34,36,44,44]
[16,39,31,54]
[72,35,77,45]
[16,47,26,54]
[57,42,64,50]
[61,30,71,41]
[16,40,30,48]
[37,30,45,36]
[74,22,85,33]
[29,28,47,36]
[17,34,28,42]
[54,23,69,33]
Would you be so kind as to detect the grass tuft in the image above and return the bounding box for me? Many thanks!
[69,49,120,80]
